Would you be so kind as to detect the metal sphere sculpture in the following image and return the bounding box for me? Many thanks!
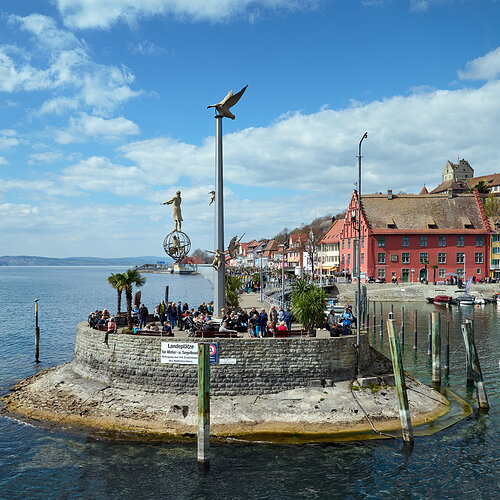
[163,230,191,261]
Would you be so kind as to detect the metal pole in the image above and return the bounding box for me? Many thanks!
[320,243,323,287]
[281,245,285,307]
[444,320,450,371]
[35,299,40,363]
[413,310,418,350]
[198,343,210,470]
[259,252,263,303]
[401,306,405,345]
[465,318,474,383]
[427,312,432,355]
[379,303,383,336]
[356,132,368,377]
[214,115,225,317]
[373,301,376,334]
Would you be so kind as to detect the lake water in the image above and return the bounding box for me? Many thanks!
[0,267,499,499]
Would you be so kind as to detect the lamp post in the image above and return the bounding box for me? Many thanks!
[258,250,264,303]
[356,132,368,377]
[281,243,286,307]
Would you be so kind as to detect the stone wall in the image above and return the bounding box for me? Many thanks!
[72,323,375,396]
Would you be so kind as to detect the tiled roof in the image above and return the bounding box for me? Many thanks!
[430,179,469,194]
[419,185,429,195]
[320,219,344,244]
[360,193,487,232]
[468,173,500,189]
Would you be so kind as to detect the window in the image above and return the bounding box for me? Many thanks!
[493,235,500,242]
[342,255,345,265]
[342,239,344,249]
[348,239,351,249]
[494,247,500,254]
[420,252,428,263]
[457,235,464,247]
[457,268,465,277]
[477,268,481,275]
[420,236,428,247]
[347,254,351,265]
[390,254,398,262]
[377,253,386,264]
[361,236,365,248]
[377,269,385,279]
[438,268,445,278]
[402,252,410,264]
[475,252,483,264]
[361,253,364,264]
[456,252,465,264]
[378,236,385,247]
[438,236,447,247]
[438,252,446,264]
[475,235,483,247]
[402,236,410,247]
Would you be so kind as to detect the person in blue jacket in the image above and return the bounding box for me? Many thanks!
[341,305,355,336]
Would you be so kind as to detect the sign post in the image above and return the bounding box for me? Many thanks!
[198,343,210,471]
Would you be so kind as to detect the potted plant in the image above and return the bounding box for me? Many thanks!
[290,279,327,336]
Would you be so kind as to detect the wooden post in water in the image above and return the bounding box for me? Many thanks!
[165,285,169,304]
[431,311,441,387]
[34,299,40,363]
[427,312,432,355]
[380,303,383,336]
[461,321,489,410]
[465,319,474,383]
[400,306,405,345]
[198,343,210,470]
[444,321,450,371]
[372,301,376,334]
[387,318,414,444]
[413,310,417,350]
[366,298,370,333]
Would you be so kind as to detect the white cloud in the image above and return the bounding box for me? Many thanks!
[129,40,169,56]
[1,14,141,114]
[55,0,315,29]
[0,136,19,150]
[458,46,500,81]
[0,156,8,165]
[28,151,64,164]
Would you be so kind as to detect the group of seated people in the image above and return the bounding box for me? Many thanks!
[88,309,117,333]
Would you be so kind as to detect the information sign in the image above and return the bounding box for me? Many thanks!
[209,343,218,364]
[161,342,197,364]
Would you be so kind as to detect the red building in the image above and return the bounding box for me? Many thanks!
[340,189,490,283]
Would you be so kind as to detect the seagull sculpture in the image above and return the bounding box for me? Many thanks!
[207,85,248,119]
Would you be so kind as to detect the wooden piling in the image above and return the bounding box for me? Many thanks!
[387,318,414,444]
[444,321,450,371]
[400,306,405,345]
[35,299,40,363]
[431,311,441,387]
[373,301,376,334]
[465,319,474,383]
[165,285,169,304]
[380,303,383,336]
[461,321,489,410]
[413,310,417,350]
[198,343,210,470]
[427,312,432,355]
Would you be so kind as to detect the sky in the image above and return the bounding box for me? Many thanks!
[1,0,500,258]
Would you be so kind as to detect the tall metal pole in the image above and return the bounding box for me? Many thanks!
[197,343,210,471]
[259,251,263,302]
[356,132,368,377]
[214,116,225,317]
[320,242,323,286]
[281,245,285,307]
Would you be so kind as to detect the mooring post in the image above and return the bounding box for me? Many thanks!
[165,285,169,304]
[413,310,417,350]
[427,312,432,356]
[461,321,489,410]
[34,298,40,363]
[380,303,383,336]
[366,297,370,333]
[400,306,405,345]
[444,321,450,371]
[391,303,394,314]
[431,311,441,387]
[464,319,474,383]
[373,301,376,334]
[198,343,210,471]
[387,318,414,444]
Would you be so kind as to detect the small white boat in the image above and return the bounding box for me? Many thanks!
[456,293,474,305]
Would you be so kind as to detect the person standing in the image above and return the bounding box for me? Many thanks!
[283,306,293,331]
[159,300,167,326]
[249,313,259,338]
[269,305,278,328]
[278,306,285,324]
[139,303,149,330]
[341,305,354,336]
[176,301,184,330]
[259,308,268,337]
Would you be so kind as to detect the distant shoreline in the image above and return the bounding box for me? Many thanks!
[0,256,167,267]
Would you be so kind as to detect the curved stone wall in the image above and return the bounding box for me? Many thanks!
[72,323,375,396]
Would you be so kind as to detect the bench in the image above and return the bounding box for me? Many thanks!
[276,329,308,338]
[195,330,239,338]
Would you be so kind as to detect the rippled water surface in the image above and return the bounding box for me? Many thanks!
[1,267,499,499]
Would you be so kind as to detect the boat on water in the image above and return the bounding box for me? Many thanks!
[433,295,452,305]
[455,293,475,305]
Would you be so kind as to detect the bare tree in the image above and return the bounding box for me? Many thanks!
[192,248,211,263]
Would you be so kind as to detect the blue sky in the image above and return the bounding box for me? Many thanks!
[1,0,500,257]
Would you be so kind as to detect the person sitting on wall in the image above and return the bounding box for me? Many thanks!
[219,321,236,333]
[341,305,355,336]
[276,321,288,337]
[330,322,343,338]
[162,321,174,336]
[96,316,107,331]
[147,321,160,332]
[203,320,215,332]
[107,317,117,333]
[266,321,276,337]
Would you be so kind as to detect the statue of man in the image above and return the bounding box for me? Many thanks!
[162,190,183,232]
[207,249,224,271]
[227,233,245,259]
[170,234,180,256]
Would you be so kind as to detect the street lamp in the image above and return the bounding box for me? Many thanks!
[356,132,368,377]
[258,250,264,303]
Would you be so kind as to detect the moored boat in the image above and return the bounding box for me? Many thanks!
[433,295,451,305]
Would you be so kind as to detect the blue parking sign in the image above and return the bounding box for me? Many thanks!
[209,343,218,364]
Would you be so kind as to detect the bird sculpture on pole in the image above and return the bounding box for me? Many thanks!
[207,85,248,120]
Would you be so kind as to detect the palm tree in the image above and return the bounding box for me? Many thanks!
[107,272,125,315]
[117,269,146,328]
[474,180,490,194]
[225,274,242,308]
[290,278,327,332]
